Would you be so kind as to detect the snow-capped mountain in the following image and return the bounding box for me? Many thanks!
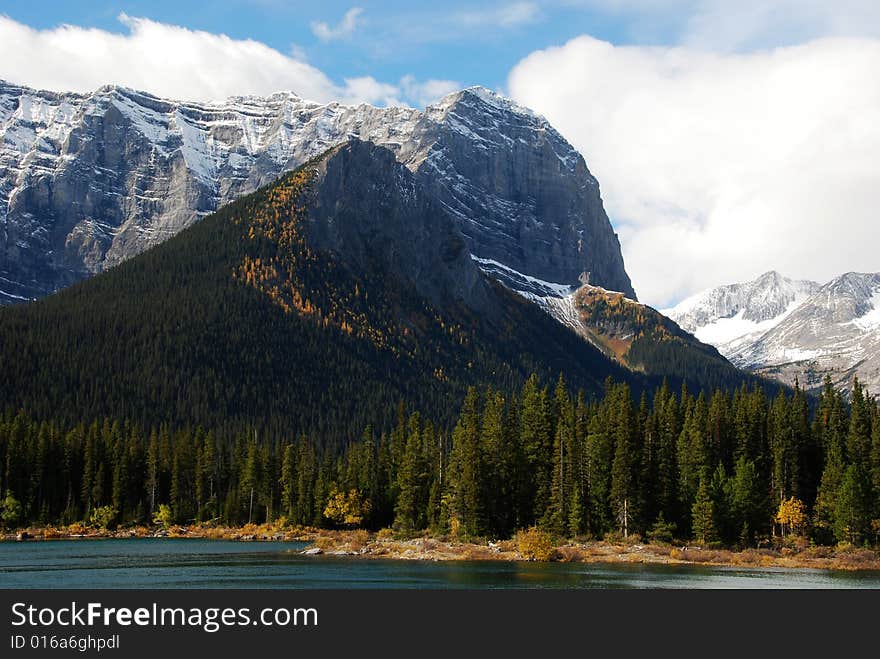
[0,80,635,304]
[666,271,820,355]
[665,271,880,395]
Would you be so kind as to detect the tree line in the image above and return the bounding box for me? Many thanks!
[2,374,879,547]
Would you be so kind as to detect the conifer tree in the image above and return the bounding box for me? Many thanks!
[731,456,767,546]
[692,470,718,545]
[281,444,297,520]
[656,384,681,530]
[610,384,636,537]
[847,378,873,473]
[519,375,551,527]
[544,377,573,534]
[394,413,429,532]
[449,388,483,537]
[834,465,872,545]
[481,390,515,537]
[871,406,880,508]
[585,412,612,537]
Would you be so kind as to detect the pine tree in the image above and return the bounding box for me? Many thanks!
[567,391,589,537]
[449,388,483,537]
[815,410,847,541]
[240,436,260,524]
[871,405,880,507]
[281,444,297,520]
[585,411,612,537]
[834,465,872,545]
[81,421,99,517]
[610,384,636,537]
[691,470,718,545]
[731,456,767,546]
[769,390,797,506]
[656,384,681,530]
[481,390,515,538]
[638,395,660,533]
[294,438,316,526]
[199,430,217,521]
[677,395,709,536]
[847,378,873,473]
[543,377,573,535]
[394,413,429,533]
[519,375,551,527]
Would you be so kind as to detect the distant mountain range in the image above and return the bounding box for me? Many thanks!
[666,271,880,395]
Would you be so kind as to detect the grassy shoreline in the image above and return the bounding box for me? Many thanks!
[4,524,880,572]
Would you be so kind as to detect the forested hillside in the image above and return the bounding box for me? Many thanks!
[566,285,760,392]
[0,143,629,440]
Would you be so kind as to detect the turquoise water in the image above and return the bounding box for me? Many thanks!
[1,539,878,589]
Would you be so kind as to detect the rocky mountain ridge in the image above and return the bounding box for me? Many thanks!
[0,80,635,303]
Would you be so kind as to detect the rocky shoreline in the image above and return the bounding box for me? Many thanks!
[3,525,880,572]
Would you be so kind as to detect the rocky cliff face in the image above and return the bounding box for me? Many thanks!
[0,80,634,304]
[306,141,491,312]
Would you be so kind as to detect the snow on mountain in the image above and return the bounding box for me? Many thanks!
[665,271,880,395]
[665,270,819,345]
[0,81,635,304]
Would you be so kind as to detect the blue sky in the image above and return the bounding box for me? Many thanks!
[1,1,879,306]
[0,1,652,92]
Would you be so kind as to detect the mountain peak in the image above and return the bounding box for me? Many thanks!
[453,86,542,119]
[666,271,819,334]
[755,270,784,282]
[0,79,635,304]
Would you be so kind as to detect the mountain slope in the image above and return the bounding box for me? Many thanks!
[0,140,631,437]
[539,285,759,392]
[666,271,880,394]
[0,80,634,304]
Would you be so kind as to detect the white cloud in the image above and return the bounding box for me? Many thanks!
[681,0,880,52]
[508,35,880,307]
[564,0,880,52]
[0,13,446,108]
[455,2,541,28]
[310,7,364,42]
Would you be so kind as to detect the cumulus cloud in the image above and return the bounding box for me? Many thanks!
[566,0,880,52]
[455,2,541,28]
[681,0,880,51]
[310,7,364,42]
[508,35,880,307]
[0,13,447,107]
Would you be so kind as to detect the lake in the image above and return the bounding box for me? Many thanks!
[1,539,879,589]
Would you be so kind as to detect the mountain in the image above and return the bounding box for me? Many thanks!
[665,271,820,353]
[0,140,633,436]
[666,271,880,395]
[0,80,635,304]
[536,284,759,392]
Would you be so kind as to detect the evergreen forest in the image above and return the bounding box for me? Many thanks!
[2,374,878,548]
